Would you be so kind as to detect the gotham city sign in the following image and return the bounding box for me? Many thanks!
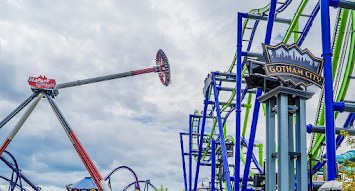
[262,43,325,88]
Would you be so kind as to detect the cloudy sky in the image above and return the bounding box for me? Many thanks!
[0,0,353,191]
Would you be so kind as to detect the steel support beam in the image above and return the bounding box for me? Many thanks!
[240,13,291,24]
[193,88,210,191]
[277,93,290,191]
[288,112,295,191]
[212,73,232,191]
[296,97,307,191]
[320,0,337,180]
[241,90,262,191]
[329,0,355,10]
[265,97,276,191]
[0,93,42,156]
[0,92,39,129]
[54,71,133,90]
[189,115,192,191]
[46,95,111,191]
[211,140,216,191]
[180,133,188,191]
[235,12,243,191]
[308,125,355,135]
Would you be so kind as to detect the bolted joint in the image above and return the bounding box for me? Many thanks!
[321,52,333,57]
[333,101,345,112]
[328,0,340,8]
[204,100,213,105]
[31,88,59,98]
[306,124,313,134]
[153,65,161,72]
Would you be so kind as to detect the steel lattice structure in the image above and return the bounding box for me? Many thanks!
[180,0,355,190]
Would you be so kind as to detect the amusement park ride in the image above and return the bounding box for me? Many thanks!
[0,50,170,191]
[180,0,355,190]
[4,0,355,190]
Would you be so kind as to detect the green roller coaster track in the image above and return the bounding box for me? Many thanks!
[190,2,273,182]
[310,10,355,165]
[190,0,355,188]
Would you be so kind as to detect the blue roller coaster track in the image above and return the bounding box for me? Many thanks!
[0,150,41,191]
[180,0,355,190]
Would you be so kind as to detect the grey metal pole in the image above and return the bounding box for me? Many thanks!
[310,126,355,135]
[245,13,291,24]
[45,94,111,191]
[54,71,133,90]
[265,97,276,191]
[0,92,39,129]
[288,113,295,191]
[277,93,290,190]
[0,93,42,156]
[296,97,307,191]
[338,0,355,10]
[7,93,43,140]
[343,103,355,112]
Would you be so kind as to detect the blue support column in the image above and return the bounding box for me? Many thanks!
[241,90,262,191]
[212,73,232,191]
[189,115,193,191]
[193,89,210,191]
[240,0,277,189]
[211,140,216,191]
[241,137,263,173]
[320,0,337,180]
[265,0,277,45]
[180,133,188,191]
[310,113,355,175]
[235,12,243,191]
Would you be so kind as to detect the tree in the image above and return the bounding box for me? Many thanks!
[157,185,168,191]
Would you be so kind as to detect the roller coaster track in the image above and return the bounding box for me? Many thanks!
[0,151,41,191]
[104,166,140,191]
[122,180,158,191]
[271,0,355,177]
[256,0,355,177]
[309,10,355,169]
[188,1,295,190]
[310,113,355,175]
[269,0,355,177]
[0,175,29,191]
[195,0,294,158]
[185,1,355,190]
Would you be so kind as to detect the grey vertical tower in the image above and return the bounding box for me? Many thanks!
[258,86,314,191]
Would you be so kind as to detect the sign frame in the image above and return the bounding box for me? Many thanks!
[262,43,325,88]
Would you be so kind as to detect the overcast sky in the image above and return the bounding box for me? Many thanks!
[0,0,353,191]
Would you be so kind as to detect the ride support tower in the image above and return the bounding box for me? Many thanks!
[0,50,170,191]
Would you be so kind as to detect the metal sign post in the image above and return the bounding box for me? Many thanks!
[258,87,313,191]
[245,43,322,190]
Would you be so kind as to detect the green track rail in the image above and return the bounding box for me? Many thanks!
[282,0,309,44]
[189,2,274,184]
[189,0,355,187]
[310,10,355,161]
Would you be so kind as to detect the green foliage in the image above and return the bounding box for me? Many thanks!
[157,185,168,191]
[339,131,355,190]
